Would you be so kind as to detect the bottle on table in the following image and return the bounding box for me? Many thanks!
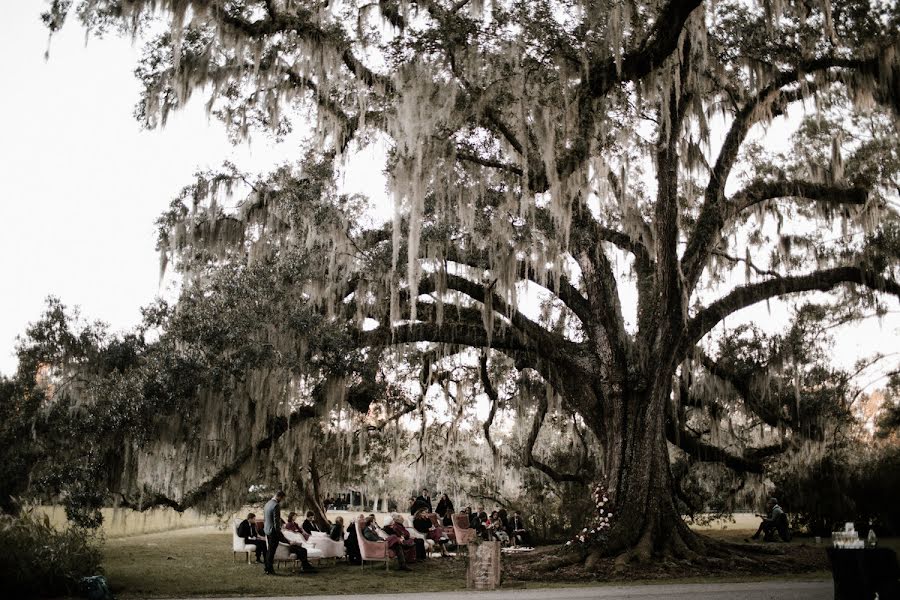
[867,528,877,548]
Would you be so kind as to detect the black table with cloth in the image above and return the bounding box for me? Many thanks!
[826,547,900,600]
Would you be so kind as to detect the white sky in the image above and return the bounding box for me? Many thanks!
[0,4,896,388]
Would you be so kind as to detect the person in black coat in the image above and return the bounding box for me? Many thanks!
[329,516,345,541]
[508,511,533,547]
[302,511,322,534]
[414,488,433,514]
[344,514,362,565]
[236,512,267,562]
[435,494,454,526]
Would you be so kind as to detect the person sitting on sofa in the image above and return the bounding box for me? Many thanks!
[302,511,322,534]
[362,515,411,571]
[237,512,267,563]
[329,516,345,541]
[284,512,309,539]
[412,509,451,557]
[384,513,422,562]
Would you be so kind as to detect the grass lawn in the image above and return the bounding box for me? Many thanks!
[102,528,466,598]
[103,527,895,598]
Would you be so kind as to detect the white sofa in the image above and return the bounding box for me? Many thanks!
[274,531,325,570]
[231,518,258,563]
[406,526,436,557]
[307,531,346,560]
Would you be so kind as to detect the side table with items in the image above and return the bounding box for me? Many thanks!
[826,546,900,600]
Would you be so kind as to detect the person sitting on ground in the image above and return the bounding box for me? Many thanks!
[302,511,321,534]
[329,516,344,542]
[362,515,411,571]
[413,508,451,557]
[508,511,533,547]
[237,512,267,563]
[749,497,791,542]
[436,493,454,526]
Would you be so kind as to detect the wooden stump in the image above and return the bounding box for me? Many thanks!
[466,541,501,590]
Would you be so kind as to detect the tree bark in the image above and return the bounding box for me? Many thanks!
[587,379,703,563]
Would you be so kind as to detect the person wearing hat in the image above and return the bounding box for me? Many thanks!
[748,497,790,542]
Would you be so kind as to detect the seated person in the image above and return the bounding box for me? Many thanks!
[749,498,791,542]
[329,516,345,541]
[362,515,411,571]
[489,511,510,545]
[267,527,317,573]
[284,512,309,539]
[412,509,451,557]
[384,513,423,561]
[508,511,533,547]
[237,512,267,563]
[302,511,322,534]
[345,514,363,565]
[474,509,491,540]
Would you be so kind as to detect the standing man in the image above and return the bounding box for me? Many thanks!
[264,490,318,574]
[263,491,286,575]
[415,488,433,514]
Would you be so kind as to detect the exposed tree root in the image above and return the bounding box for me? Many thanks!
[504,534,823,586]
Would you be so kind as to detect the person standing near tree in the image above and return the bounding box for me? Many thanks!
[264,491,318,574]
[415,488,433,514]
[263,491,285,574]
[435,493,454,526]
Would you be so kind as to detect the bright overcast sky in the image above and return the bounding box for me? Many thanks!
[0,3,384,375]
[1,4,897,387]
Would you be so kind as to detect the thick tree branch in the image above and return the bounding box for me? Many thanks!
[118,405,317,511]
[479,353,500,458]
[666,419,765,474]
[728,179,869,217]
[682,47,893,287]
[685,266,900,349]
[524,390,587,484]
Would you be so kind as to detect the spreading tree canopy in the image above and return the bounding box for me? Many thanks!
[31,0,900,561]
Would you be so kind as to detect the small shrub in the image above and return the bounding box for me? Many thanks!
[0,511,104,598]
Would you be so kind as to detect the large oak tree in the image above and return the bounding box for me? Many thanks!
[41,0,900,560]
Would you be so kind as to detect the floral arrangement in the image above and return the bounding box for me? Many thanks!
[566,482,614,548]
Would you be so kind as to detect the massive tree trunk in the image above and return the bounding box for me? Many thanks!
[596,382,701,562]
[570,340,703,565]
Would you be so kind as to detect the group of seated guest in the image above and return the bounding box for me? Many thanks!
[412,509,452,557]
[361,514,414,571]
[463,506,532,547]
[237,490,534,577]
[237,508,317,574]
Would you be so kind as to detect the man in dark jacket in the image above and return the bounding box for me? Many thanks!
[301,511,321,534]
[263,491,317,574]
[414,488,433,514]
[508,511,533,547]
[237,512,267,562]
